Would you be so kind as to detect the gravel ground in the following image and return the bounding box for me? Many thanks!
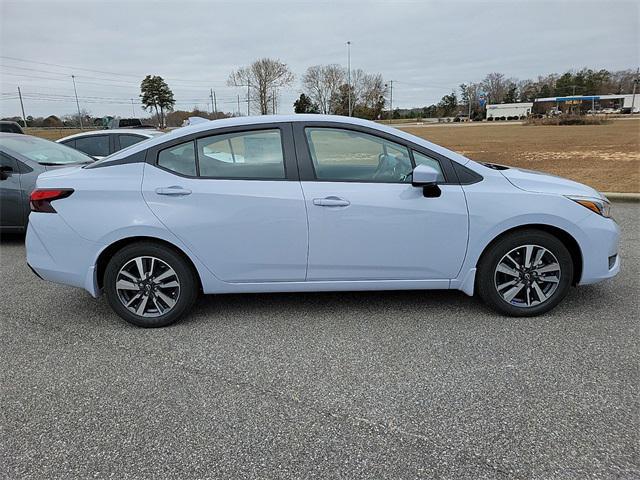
[1,202,638,479]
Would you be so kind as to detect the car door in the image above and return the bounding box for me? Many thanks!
[142,123,308,283]
[0,152,23,228]
[294,124,469,281]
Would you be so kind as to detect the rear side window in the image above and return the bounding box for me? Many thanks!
[158,141,197,176]
[196,129,285,179]
[74,135,110,157]
[60,139,76,148]
[119,134,146,149]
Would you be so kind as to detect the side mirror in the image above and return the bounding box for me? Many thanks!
[411,164,441,198]
[0,165,13,181]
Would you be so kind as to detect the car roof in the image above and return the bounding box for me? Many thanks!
[56,128,164,142]
[102,114,471,166]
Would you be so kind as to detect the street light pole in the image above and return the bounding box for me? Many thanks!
[347,41,352,116]
[71,75,83,129]
[131,98,135,117]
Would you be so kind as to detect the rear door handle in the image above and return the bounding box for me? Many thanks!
[155,186,192,196]
[313,196,350,207]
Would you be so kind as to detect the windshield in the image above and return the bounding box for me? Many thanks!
[0,135,93,165]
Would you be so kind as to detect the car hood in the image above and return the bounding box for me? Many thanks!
[498,165,605,200]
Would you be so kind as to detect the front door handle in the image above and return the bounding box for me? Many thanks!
[313,196,350,207]
[155,186,192,196]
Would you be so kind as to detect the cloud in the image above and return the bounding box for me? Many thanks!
[1,0,638,117]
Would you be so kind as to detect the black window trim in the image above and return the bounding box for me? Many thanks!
[148,123,298,181]
[292,121,481,185]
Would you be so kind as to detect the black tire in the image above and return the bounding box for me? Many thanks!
[476,229,573,317]
[104,242,198,327]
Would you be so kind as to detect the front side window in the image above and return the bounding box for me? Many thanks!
[412,151,445,183]
[74,135,110,157]
[157,141,197,176]
[196,129,285,179]
[305,128,412,182]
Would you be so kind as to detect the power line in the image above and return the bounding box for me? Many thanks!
[0,55,228,86]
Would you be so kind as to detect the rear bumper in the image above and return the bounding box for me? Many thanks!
[26,213,100,297]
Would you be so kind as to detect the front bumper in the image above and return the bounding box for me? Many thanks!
[576,214,621,285]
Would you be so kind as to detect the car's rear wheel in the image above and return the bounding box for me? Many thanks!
[477,230,573,316]
[104,242,198,327]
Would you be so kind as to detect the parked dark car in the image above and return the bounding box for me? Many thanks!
[0,121,24,134]
[0,133,93,232]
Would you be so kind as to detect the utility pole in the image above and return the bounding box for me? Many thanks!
[347,41,352,116]
[71,75,83,129]
[210,89,217,117]
[247,82,250,116]
[237,95,241,116]
[631,67,639,114]
[17,86,26,127]
[468,83,472,121]
[272,90,276,114]
[389,80,393,123]
[130,98,135,117]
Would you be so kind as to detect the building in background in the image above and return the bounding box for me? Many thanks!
[485,102,533,120]
[533,94,640,115]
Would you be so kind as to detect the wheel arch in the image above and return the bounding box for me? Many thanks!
[95,236,203,292]
[476,224,583,285]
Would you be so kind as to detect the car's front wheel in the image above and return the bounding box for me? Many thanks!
[477,230,574,316]
[104,242,198,327]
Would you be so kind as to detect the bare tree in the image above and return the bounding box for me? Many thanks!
[480,72,512,104]
[302,64,345,114]
[228,58,294,115]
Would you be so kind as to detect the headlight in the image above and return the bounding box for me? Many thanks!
[567,196,611,218]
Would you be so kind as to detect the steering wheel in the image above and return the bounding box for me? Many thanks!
[373,153,411,182]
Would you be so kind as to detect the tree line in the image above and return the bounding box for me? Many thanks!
[4,62,636,127]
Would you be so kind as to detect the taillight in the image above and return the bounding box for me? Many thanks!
[30,189,74,213]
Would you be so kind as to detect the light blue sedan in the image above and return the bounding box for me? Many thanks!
[26,115,620,327]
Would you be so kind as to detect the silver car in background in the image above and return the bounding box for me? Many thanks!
[0,133,93,232]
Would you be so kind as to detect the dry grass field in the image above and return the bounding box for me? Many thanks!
[25,119,639,192]
[24,128,97,141]
[400,119,640,193]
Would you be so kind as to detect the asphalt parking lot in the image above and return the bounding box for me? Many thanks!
[1,202,638,480]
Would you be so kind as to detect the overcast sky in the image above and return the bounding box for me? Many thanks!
[1,0,638,119]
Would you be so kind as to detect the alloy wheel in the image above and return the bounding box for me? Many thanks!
[115,256,180,317]
[494,244,561,308]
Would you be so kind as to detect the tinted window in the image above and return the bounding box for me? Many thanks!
[305,128,412,182]
[197,129,285,179]
[60,139,76,148]
[0,152,18,171]
[119,134,146,149]
[74,135,110,157]
[412,151,445,182]
[158,141,197,176]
